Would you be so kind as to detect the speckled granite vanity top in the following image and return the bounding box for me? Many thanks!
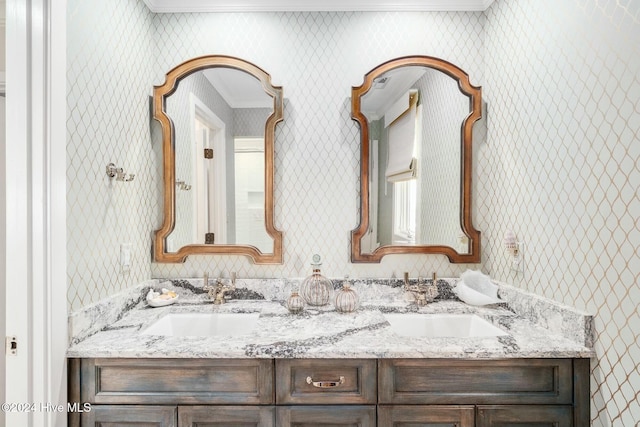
[66,278,594,359]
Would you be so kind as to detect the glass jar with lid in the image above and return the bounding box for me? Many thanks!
[299,254,333,306]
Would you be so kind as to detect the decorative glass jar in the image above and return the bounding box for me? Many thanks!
[334,277,359,313]
[299,254,333,306]
[286,291,305,314]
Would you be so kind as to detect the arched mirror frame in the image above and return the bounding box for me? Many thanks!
[153,55,284,264]
[351,55,482,263]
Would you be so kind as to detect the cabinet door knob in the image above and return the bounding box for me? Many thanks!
[306,375,345,388]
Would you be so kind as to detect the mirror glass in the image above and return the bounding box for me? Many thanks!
[154,56,283,264]
[351,56,481,263]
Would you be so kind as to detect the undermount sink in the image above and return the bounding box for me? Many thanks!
[142,312,259,337]
[384,313,508,338]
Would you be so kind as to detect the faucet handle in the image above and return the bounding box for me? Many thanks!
[202,273,215,292]
[425,272,438,302]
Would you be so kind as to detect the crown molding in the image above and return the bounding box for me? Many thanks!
[142,0,495,13]
[483,0,496,9]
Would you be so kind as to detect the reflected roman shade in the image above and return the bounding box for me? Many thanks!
[384,90,419,182]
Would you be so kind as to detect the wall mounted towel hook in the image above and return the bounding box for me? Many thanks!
[175,180,191,191]
[106,163,135,182]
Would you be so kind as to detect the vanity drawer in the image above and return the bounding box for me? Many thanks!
[275,359,377,404]
[80,358,274,405]
[276,405,376,427]
[379,358,573,405]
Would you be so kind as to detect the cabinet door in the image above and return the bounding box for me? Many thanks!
[378,405,475,427]
[178,406,274,427]
[81,405,177,427]
[276,405,376,427]
[476,405,572,427]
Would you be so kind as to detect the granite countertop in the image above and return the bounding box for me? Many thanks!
[66,278,595,359]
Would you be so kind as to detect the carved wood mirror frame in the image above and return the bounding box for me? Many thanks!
[351,55,482,263]
[153,55,283,264]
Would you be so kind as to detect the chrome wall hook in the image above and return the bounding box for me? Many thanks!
[176,180,191,191]
[106,163,135,182]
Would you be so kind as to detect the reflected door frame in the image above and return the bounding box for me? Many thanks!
[190,93,227,244]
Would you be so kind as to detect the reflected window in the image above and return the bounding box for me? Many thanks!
[385,90,421,245]
[392,179,417,244]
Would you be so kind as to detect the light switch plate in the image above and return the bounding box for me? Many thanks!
[120,243,132,272]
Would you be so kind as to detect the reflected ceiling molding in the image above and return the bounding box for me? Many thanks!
[142,0,495,13]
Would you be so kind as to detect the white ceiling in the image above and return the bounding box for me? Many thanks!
[363,67,427,120]
[142,0,495,13]
[203,68,272,109]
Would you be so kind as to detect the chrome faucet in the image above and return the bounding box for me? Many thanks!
[203,272,236,304]
[403,272,439,306]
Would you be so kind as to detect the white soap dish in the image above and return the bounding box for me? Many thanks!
[146,288,179,307]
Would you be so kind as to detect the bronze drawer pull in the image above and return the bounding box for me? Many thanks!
[306,375,345,388]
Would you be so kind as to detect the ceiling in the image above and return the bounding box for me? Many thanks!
[154,0,495,106]
[142,0,495,13]
[363,67,427,120]
[202,68,272,109]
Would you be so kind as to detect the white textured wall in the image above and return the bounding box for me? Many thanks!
[482,1,640,425]
[66,0,156,309]
[66,1,639,424]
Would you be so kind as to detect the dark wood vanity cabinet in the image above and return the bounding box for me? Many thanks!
[68,358,275,427]
[378,405,476,427]
[275,359,377,426]
[69,358,589,427]
[178,406,275,427]
[81,405,177,427]
[378,358,589,427]
[276,406,376,427]
[82,405,274,427]
[475,405,573,427]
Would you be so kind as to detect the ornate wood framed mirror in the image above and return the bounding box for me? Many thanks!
[153,55,283,263]
[351,56,482,263]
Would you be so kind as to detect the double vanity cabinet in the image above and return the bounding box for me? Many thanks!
[66,279,594,427]
[68,356,589,427]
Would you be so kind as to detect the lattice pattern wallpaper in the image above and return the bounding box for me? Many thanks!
[416,68,466,248]
[66,0,156,310]
[66,0,639,424]
[483,1,639,425]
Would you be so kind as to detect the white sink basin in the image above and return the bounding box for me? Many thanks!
[142,312,259,337]
[384,313,507,338]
